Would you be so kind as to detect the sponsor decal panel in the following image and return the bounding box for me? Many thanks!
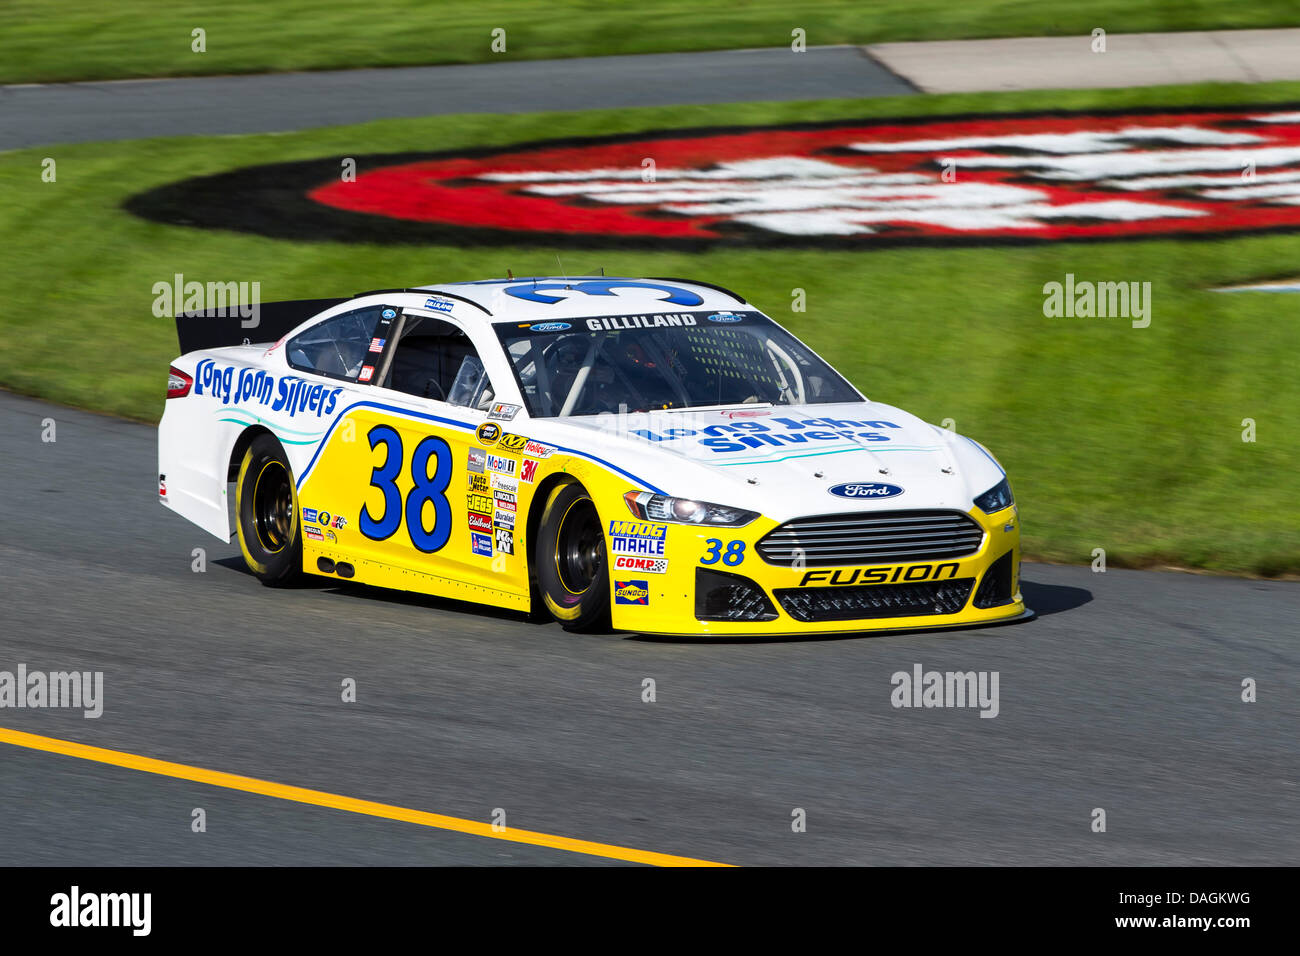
[487,454,517,476]
[608,520,668,556]
[614,555,669,574]
[487,402,521,421]
[468,493,494,514]
[614,580,650,605]
[490,474,518,493]
[368,337,386,353]
[497,433,528,452]
[468,511,493,534]
[493,510,516,530]
[523,440,555,459]
[475,422,501,445]
[135,110,1300,247]
[302,507,318,523]
[192,359,342,418]
[467,448,486,473]
[358,365,375,383]
[495,528,515,555]
[304,525,324,541]
[424,296,454,313]
[519,459,539,483]
[631,414,904,455]
[467,473,491,493]
[470,532,493,557]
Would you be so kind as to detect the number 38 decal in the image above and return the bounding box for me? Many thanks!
[702,538,746,566]
[360,425,453,552]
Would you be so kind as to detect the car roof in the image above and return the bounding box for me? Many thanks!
[390,276,749,323]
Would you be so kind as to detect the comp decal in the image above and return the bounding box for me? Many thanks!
[126,107,1300,248]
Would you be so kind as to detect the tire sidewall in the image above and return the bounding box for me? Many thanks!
[236,434,302,586]
[534,481,610,631]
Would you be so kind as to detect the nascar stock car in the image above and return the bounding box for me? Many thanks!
[159,277,1029,636]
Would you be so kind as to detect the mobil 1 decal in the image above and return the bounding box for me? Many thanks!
[125,107,1300,248]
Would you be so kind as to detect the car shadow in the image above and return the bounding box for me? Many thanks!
[1019,578,1092,617]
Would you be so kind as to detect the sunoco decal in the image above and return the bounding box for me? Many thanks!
[128,108,1300,248]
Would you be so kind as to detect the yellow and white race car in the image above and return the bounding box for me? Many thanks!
[159,277,1029,636]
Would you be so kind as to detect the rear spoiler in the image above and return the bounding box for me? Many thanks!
[175,298,347,355]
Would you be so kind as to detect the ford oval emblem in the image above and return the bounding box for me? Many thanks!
[828,482,904,499]
[529,322,571,332]
[707,312,743,323]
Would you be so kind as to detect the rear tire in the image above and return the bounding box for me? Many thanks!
[235,433,303,587]
[534,481,610,632]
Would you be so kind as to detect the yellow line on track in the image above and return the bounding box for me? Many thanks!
[0,726,730,867]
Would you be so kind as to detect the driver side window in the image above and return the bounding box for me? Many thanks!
[382,316,495,410]
[286,307,384,382]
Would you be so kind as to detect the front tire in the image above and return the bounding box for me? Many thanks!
[235,433,303,587]
[534,481,610,632]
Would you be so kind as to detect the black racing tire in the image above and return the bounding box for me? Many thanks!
[534,480,610,632]
[235,433,303,587]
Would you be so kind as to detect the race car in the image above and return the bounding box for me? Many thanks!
[159,276,1029,636]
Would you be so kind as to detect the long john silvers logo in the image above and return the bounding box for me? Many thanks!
[126,106,1300,247]
[0,664,103,718]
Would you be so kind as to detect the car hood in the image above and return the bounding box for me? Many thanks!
[537,402,1006,522]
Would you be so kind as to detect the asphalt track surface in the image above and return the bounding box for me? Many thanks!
[1,389,1297,865]
[0,46,915,151]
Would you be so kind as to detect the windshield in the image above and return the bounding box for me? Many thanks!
[496,310,860,417]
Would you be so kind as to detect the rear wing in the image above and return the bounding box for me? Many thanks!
[175,298,346,355]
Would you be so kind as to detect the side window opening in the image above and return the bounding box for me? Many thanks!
[382,316,495,410]
[286,307,383,382]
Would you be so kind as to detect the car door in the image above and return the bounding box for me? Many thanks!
[322,309,531,605]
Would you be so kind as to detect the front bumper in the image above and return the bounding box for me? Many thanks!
[607,503,1026,637]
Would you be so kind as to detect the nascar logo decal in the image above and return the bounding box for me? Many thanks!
[127,107,1300,247]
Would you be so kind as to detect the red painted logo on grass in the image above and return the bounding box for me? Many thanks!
[306,108,1300,244]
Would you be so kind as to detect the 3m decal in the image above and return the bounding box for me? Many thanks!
[359,425,453,553]
[519,459,539,483]
[614,580,650,605]
[131,109,1300,248]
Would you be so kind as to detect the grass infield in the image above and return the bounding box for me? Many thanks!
[3,82,1299,574]
[2,1,1299,84]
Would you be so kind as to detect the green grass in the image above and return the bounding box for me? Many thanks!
[2,0,1298,83]
[4,82,1300,574]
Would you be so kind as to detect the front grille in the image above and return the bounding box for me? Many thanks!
[757,510,985,567]
[774,579,975,623]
